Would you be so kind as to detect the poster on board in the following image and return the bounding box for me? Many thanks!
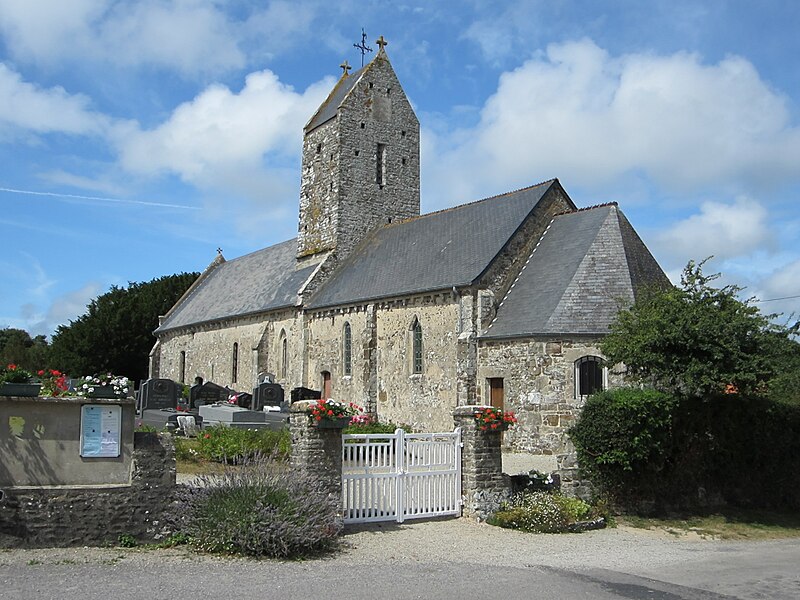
[80,404,121,458]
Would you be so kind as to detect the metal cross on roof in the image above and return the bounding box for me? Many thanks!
[353,28,372,67]
[216,247,223,255]
[340,60,352,75]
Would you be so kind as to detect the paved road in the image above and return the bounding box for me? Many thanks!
[1,519,798,600]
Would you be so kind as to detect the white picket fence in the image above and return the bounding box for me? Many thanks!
[341,428,462,524]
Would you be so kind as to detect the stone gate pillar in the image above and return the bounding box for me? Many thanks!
[289,400,343,505]
[453,405,510,520]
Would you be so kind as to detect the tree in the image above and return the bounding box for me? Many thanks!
[0,328,49,370]
[49,272,198,382]
[601,259,799,398]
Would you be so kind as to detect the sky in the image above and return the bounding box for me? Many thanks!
[1,0,799,339]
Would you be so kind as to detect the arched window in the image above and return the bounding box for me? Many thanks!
[411,318,423,375]
[343,322,352,376]
[232,342,238,384]
[575,356,605,398]
[279,330,288,379]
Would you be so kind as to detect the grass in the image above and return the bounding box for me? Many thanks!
[618,509,800,540]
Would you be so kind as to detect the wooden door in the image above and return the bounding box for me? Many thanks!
[322,371,332,399]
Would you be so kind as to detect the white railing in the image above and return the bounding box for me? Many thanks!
[342,428,462,524]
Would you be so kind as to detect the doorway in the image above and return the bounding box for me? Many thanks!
[322,371,332,399]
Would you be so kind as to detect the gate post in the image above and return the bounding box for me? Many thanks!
[289,401,343,506]
[453,405,510,521]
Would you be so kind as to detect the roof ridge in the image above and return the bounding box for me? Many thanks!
[486,214,558,332]
[394,178,557,226]
[553,201,617,219]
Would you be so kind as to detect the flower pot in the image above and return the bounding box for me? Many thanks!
[0,382,42,397]
[314,416,352,429]
[85,385,120,398]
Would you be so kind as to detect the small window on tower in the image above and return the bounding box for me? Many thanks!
[401,130,406,137]
[360,122,365,129]
[401,157,407,166]
[316,143,321,154]
[376,143,386,186]
[369,82,374,89]
[355,149,360,156]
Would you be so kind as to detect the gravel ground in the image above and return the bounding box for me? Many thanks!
[2,518,798,599]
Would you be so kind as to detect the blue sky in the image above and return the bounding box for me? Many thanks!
[1,0,799,338]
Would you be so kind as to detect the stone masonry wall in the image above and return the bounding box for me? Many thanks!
[306,307,373,411]
[156,309,303,392]
[0,432,176,548]
[477,337,624,498]
[453,406,510,520]
[289,401,343,504]
[375,295,460,432]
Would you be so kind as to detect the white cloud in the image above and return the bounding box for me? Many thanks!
[0,0,245,75]
[0,63,108,136]
[655,197,772,264]
[117,70,333,194]
[423,39,800,204]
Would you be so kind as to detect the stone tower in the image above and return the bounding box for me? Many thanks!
[297,38,420,261]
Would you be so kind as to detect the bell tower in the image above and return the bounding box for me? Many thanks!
[297,37,420,261]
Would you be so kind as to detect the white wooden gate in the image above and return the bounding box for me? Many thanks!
[342,428,462,524]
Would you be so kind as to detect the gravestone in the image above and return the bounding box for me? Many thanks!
[139,378,180,411]
[290,386,321,403]
[253,382,285,411]
[191,381,229,408]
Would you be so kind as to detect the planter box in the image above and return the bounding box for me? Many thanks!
[0,382,42,397]
[314,416,352,429]
[85,385,121,398]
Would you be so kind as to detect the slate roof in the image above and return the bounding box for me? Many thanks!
[306,180,558,309]
[304,65,366,133]
[155,239,316,333]
[482,204,668,339]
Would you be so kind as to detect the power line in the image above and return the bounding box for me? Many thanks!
[754,294,800,303]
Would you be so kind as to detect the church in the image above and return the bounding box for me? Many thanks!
[150,39,667,470]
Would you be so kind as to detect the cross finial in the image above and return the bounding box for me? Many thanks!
[353,28,372,67]
[376,35,388,51]
[340,60,352,75]
[216,247,223,255]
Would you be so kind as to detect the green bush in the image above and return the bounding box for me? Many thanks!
[489,492,592,533]
[195,425,291,462]
[569,387,677,498]
[172,456,342,558]
[344,420,413,435]
[569,388,800,512]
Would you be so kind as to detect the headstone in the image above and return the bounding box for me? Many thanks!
[191,381,228,409]
[290,386,321,403]
[139,378,180,411]
[253,382,285,411]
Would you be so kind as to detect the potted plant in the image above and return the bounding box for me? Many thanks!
[308,398,362,428]
[474,406,517,431]
[75,373,132,398]
[0,364,41,396]
[37,369,69,397]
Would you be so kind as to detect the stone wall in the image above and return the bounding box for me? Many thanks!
[375,296,460,432]
[306,307,373,410]
[288,401,342,503]
[0,432,176,548]
[477,337,624,497]
[453,406,510,520]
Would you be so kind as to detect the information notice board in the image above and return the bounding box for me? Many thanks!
[80,404,122,458]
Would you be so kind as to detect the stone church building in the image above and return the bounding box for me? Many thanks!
[150,41,667,468]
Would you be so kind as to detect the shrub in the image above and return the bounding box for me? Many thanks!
[489,492,592,533]
[569,387,677,500]
[172,455,342,558]
[569,388,800,512]
[344,418,413,435]
[196,425,291,463]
